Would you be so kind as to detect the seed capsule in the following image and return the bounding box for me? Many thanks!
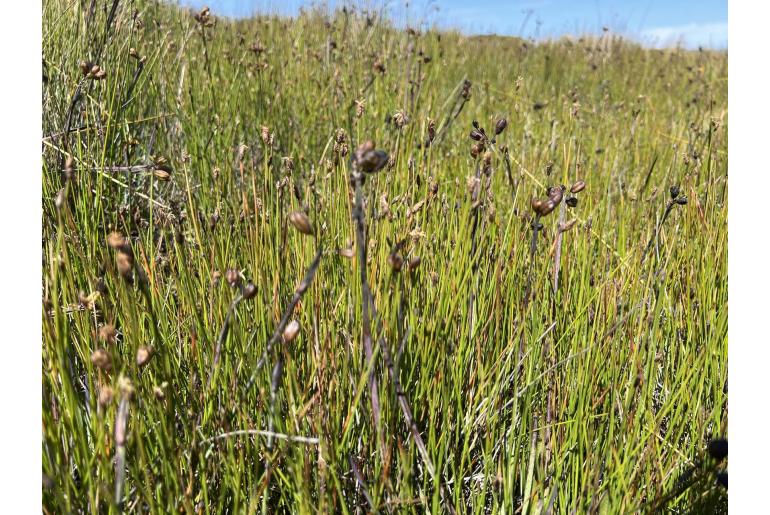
[153,169,171,181]
[91,348,112,371]
[537,200,556,216]
[548,186,564,205]
[225,268,241,288]
[494,118,508,135]
[136,346,154,367]
[570,180,586,193]
[388,253,404,272]
[469,129,484,141]
[407,256,421,272]
[242,282,258,300]
[283,320,300,343]
[669,185,680,199]
[675,196,688,205]
[107,231,128,250]
[559,219,578,233]
[98,386,114,407]
[116,251,134,278]
[566,196,578,208]
[288,211,314,235]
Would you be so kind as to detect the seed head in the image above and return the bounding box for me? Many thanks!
[260,126,273,146]
[91,348,112,371]
[283,320,300,343]
[99,324,117,345]
[242,282,258,300]
[570,180,586,193]
[392,110,409,129]
[352,141,389,174]
[669,185,680,199]
[675,196,688,205]
[107,231,128,251]
[116,251,134,279]
[153,169,171,181]
[388,252,404,272]
[494,118,508,135]
[288,211,314,235]
[225,268,241,288]
[469,129,484,141]
[566,196,578,208]
[559,219,578,233]
[98,386,114,408]
[136,346,154,368]
[407,256,421,272]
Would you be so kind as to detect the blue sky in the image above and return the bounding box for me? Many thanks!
[174,0,727,49]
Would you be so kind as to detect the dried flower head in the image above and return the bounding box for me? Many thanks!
[288,211,314,235]
[392,110,409,129]
[352,141,389,175]
[225,268,241,288]
[570,180,586,194]
[242,282,258,300]
[495,118,508,135]
[99,386,114,408]
[99,324,117,345]
[136,346,154,367]
[91,348,112,371]
[283,320,300,343]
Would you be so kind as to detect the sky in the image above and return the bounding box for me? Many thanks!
[173,0,727,49]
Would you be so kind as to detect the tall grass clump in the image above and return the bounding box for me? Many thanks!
[42,1,727,512]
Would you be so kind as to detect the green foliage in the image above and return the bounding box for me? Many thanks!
[42,1,727,512]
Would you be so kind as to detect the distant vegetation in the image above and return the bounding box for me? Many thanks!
[42,1,727,512]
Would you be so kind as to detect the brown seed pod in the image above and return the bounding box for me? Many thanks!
[98,386,114,408]
[559,219,578,233]
[225,268,241,288]
[533,199,556,216]
[288,211,314,235]
[570,180,586,193]
[116,251,134,278]
[107,231,128,250]
[91,348,112,371]
[79,60,93,76]
[283,320,300,343]
[547,186,564,204]
[388,253,404,272]
[407,256,421,272]
[242,282,258,300]
[338,247,354,259]
[153,169,171,181]
[136,346,154,367]
[99,324,117,345]
[494,118,508,135]
[469,129,484,141]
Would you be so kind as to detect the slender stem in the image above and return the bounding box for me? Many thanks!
[247,246,323,387]
[553,200,567,293]
[352,173,383,448]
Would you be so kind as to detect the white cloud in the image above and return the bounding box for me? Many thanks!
[641,21,727,49]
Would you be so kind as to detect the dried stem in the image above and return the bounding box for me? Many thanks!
[247,246,324,387]
[114,395,130,511]
[351,172,383,448]
[208,293,243,388]
[368,293,456,515]
[552,200,567,293]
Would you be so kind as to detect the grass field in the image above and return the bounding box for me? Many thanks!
[42,1,728,512]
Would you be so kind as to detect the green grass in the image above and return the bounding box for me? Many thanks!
[42,1,727,513]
